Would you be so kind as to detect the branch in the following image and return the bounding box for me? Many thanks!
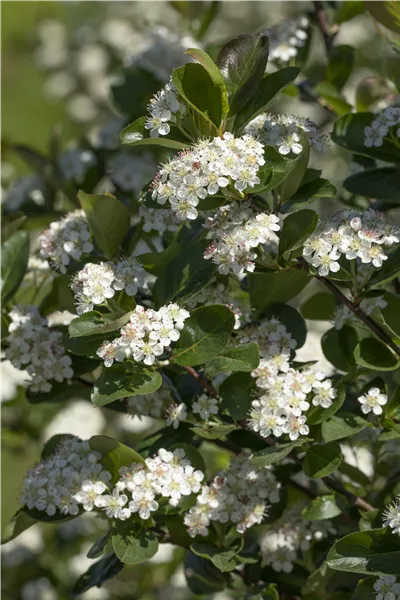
[313,1,336,53]
[323,476,375,512]
[298,258,400,358]
[182,365,219,398]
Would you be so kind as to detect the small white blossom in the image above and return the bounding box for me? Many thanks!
[192,394,219,420]
[358,387,388,416]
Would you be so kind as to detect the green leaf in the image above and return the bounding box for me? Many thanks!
[307,384,346,425]
[301,495,342,520]
[344,167,400,203]
[1,509,37,544]
[120,117,188,149]
[264,304,308,348]
[349,577,376,600]
[303,442,343,478]
[191,543,238,572]
[91,366,162,407]
[69,311,133,338]
[326,45,355,89]
[281,178,337,213]
[87,531,111,559]
[220,372,254,420]
[184,47,228,113]
[301,292,336,321]
[354,338,399,371]
[208,343,260,373]
[234,67,300,132]
[89,435,145,484]
[252,440,306,467]
[173,304,235,367]
[248,270,311,312]
[72,553,123,596]
[277,135,310,200]
[367,1,400,33]
[368,246,400,288]
[314,81,352,116]
[78,190,130,260]
[190,424,238,440]
[1,212,26,242]
[215,33,269,116]
[322,413,370,443]
[184,551,227,594]
[337,1,366,23]
[327,528,400,575]
[112,521,158,564]
[278,209,319,256]
[332,113,400,163]
[1,230,29,303]
[321,326,358,372]
[172,63,222,128]
[381,293,400,338]
[387,386,400,418]
[110,67,160,119]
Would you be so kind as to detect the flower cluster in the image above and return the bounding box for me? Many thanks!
[184,454,280,537]
[135,205,180,234]
[383,496,400,536]
[38,210,93,274]
[303,209,400,276]
[145,78,186,137]
[5,306,73,393]
[238,315,296,359]
[373,575,400,600]
[150,133,265,221]
[267,16,309,64]
[358,387,388,416]
[261,506,334,573]
[187,281,250,330]
[245,113,329,155]
[125,386,174,420]
[246,317,335,440]
[96,303,190,367]
[71,256,145,314]
[20,437,111,516]
[204,210,280,275]
[107,151,156,194]
[110,448,204,520]
[364,105,400,147]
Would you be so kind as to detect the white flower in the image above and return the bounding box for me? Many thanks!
[95,488,129,519]
[312,380,336,408]
[373,575,400,600]
[192,394,219,420]
[145,109,171,137]
[358,387,388,415]
[382,498,400,535]
[165,403,187,429]
[129,494,159,520]
[74,480,107,511]
[282,415,309,441]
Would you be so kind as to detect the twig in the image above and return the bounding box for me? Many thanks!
[324,476,375,512]
[313,1,335,53]
[182,365,219,398]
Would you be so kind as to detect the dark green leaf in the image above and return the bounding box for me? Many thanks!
[1,230,29,303]
[367,1,400,34]
[349,577,376,600]
[216,33,269,116]
[87,531,111,559]
[110,67,160,119]
[190,424,238,440]
[368,246,400,288]
[354,338,399,371]
[303,442,343,478]
[1,509,37,544]
[252,440,306,467]
[281,178,337,213]
[1,212,26,242]
[27,380,91,404]
[344,167,400,203]
[91,367,162,407]
[337,1,366,23]
[220,372,254,420]
[78,191,130,260]
[120,116,188,149]
[301,292,336,321]
[191,543,238,572]
[279,209,319,256]
[321,325,358,372]
[248,270,311,312]
[234,67,300,132]
[184,551,227,594]
[173,304,235,367]
[381,293,400,338]
[302,495,342,520]
[172,63,222,128]
[278,136,310,200]
[72,553,123,596]
[322,413,370,442]
[264,304,308,348]
[184,47,228,112]
[112,521,158,564]
[326,45,355,89]
[327,528,400,575]
[89,435,145,484]
[208,343,260,373]
[69,311,133,338]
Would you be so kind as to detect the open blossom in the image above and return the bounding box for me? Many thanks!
[96,303,190,367]
[363,105,400,148]
[267,16,309,64]
[38,210,93,273]
[5,306,73,393]
[150,133,265,221]
[165,403,188,429]
[145,78,185,137]
[373,575,400,600]
[192,394,219,420]
[358,387,388,416]
[382,497,400,536]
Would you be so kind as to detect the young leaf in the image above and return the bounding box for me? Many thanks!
[354,338,399,371]
[234,67,300,132]
[303,442,343,478]
[215,33,269,116]
[112,521,158,565]
[278,209,319,256]
[91,366,162,407]
[1,230,29,303]
[322,413,370,442]
[172,304,235,367]
[78,190,130,260]
[327,528,400,575]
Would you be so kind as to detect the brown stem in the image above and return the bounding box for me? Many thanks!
[323,476,375,512]
[313,1,335,53]
[182,365,219,398]
[298,258,400,358]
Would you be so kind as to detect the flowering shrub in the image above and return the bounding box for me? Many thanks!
[2,2,400,599]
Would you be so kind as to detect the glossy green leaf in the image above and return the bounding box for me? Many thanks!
[220,372,255,420]
[184,47,228,113]
[120,116,188,149]
[327,528,400,575]
[279,209,319,256]
[281,178,337,213]
[322,413,370,442]
[1,212,26,242]
[112,522,158,565]
[381,293,400,337]
[1,230,29,303]
[354,338,399,371]
[72,553,123,596]
[303,442,343,478]
[91,367,162,406]
[78,190,130,260]
[215,33,269,116]
[172,63,222,128]
[86,531,111,559]
[173,304,235,367]
[190,424,238,440]
[191,543,238,572]
[208,342,260,373]
[368,246,400,288]
[248,270,311,312]
[89,435,145,483]
[252,440,306,467]
[69,311,132,338]
[321,325,358,372]
[349,577,376,600]
[301,495,342,520]
[344,167,400,203]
